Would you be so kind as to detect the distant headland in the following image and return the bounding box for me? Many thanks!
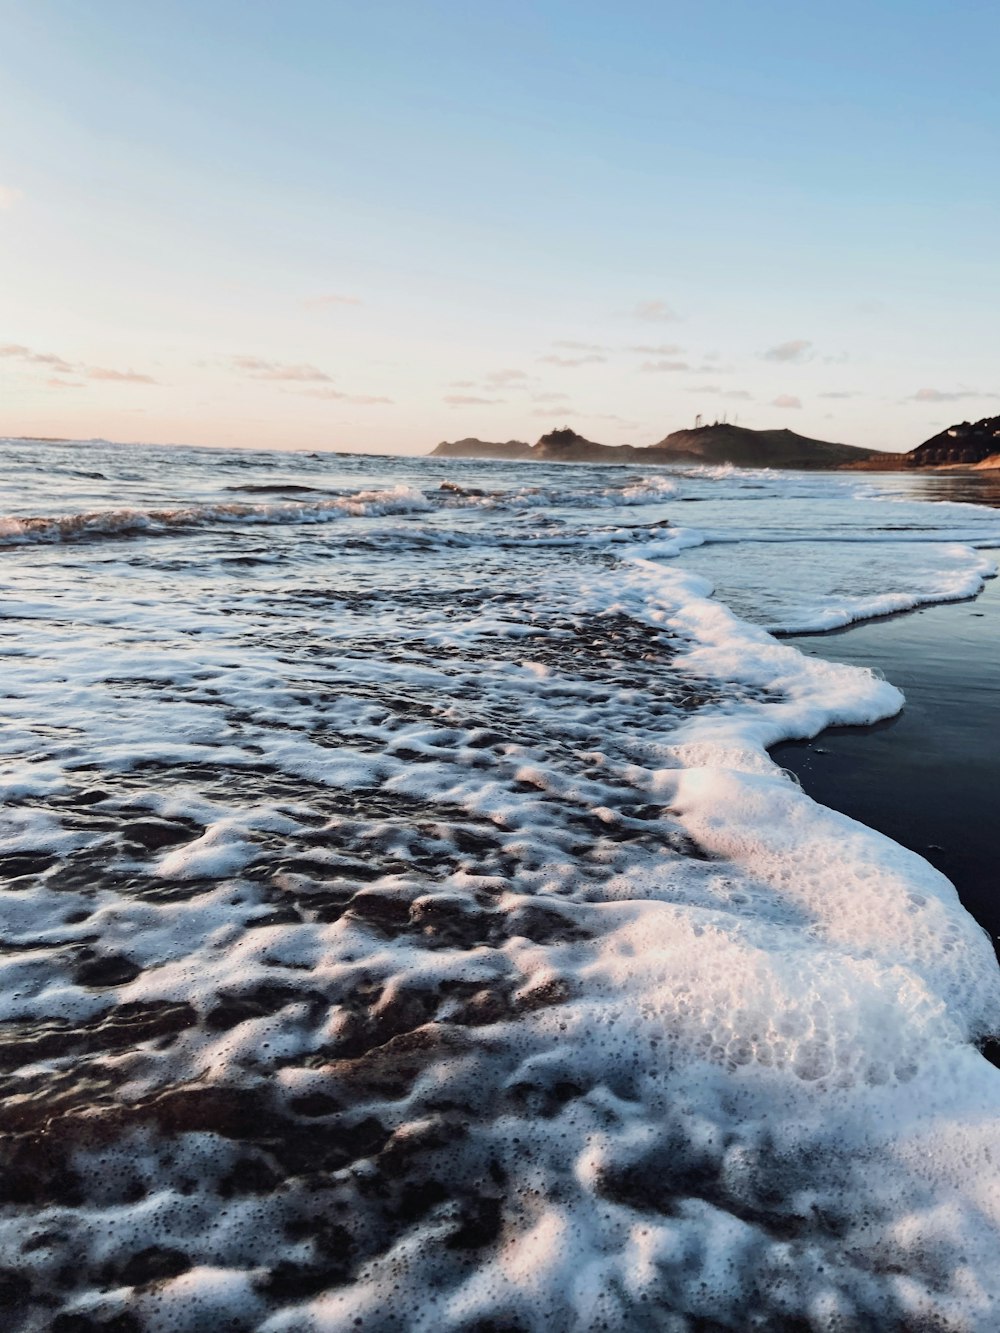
[906,416,1000,468]
[430,418,1000,471]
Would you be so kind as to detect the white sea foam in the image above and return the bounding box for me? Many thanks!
[0,484,432,545]
[678,538,998,633]
[432,474,679,515]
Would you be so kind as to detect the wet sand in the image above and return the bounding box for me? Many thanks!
[773,566,1000,946]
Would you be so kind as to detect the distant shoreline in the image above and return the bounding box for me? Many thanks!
[433,421,1000,472]
[7,433,1000,472]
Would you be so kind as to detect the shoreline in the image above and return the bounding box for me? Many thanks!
[772,567,1000,946]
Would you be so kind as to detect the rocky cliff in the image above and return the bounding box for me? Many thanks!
[907,417,1000,467]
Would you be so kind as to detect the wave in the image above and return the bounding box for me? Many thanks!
[436,473,679,511]
[0,475,681,550]
[771,551,997,633]
[0,485,432,546]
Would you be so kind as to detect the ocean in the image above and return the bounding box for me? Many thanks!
[2,437,1000,1331]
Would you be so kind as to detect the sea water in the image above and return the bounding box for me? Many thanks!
[1,438,999,1331]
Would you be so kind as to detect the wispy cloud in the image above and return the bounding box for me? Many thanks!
[819,390,860,400]
[483,368,531,386]
[763,339,812,363]
[2,343,157,384]
[771,393,803,409]
[689,386,753,401]
[908,387,998,403]
[300,388,392,404]
[45,377,83,390]
[539,353,606,367]
[632,300,678,323]
[585,412,639,427]
[303,293,362,310]
[640,359,690,373]
[531,391,571,403]
[230,354,390,400]
[0,186,23,210]
[539,340,607,368]
[232,356,332,383]
[1,343,76,373]
[629,343,683,356]
[444,394,502,406]
[88,367,158,384]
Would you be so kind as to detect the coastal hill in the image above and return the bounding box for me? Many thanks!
[431,419,1000,471]
[649,423,886,468]
[432,428,647,464]
[431,424,894,469]
[907,416,1000,467]
[431,436,532,460]
[532,427,649,463]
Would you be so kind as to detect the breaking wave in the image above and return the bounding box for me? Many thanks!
[0,485,432,546]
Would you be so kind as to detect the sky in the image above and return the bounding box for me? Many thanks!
[1,0,998,455]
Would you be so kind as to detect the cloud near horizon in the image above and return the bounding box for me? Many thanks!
[586,412,639,428]
[299,388,392,404]
[632,300,678,322]
[88,367,158,384]
[1,344,76,374]
[444,394,502,406]
[3,343,159,384]
[772,393,803,409]
[231,356,332,383]
[302,293,363,309]
[640,359,690,373]
[689,386,753,400]
[908,387,998,403]
[763,339,813,363]
[538,353,606,367]
[483,368,531,386]
[629,343,683,356]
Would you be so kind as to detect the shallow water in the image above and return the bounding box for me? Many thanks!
[774,572,1000,945]
[2,439,1000,1331]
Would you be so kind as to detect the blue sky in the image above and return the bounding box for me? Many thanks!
[1,0,998,453]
